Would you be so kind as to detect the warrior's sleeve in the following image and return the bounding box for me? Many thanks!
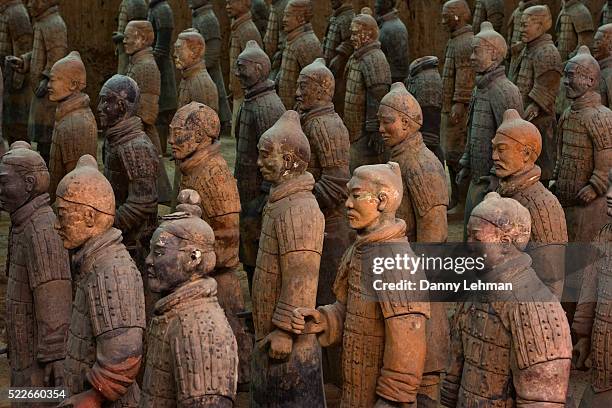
[363,53,392,132]
[115,141,159,233]
[150,5,174,59]
[129,62,161,125]
[204,37,221,70]
[586,108,612,195]
[308,117,350,210]
[453,36,475,105]
[26,214,71,363]
[530,46,562,115]
[41,20,67,79]
[317,250,352,347]
[85,259,145,402]
[508,302,572,406]
[440,305,466,407]
[271,201,325,334]
[263,5,280,58]
[8,5,32,88]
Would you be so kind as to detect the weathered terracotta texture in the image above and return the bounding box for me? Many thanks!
[190,0,232,127]
[405,55,444,162]
[441,192,572,407]
[175,29,218,110]
[0,0,32,144]
[472,0,505,33]
[47,51,98,204]
[322,2,354,116]
[140,189,238,407]
[1,143,71,392]
[276,0,322,110]
[233,40,285,284]
[113,0,147,75]
[252,0,269,38]
[344,8,391,171]
[601,0,612,24]
[594,23,612,108]
[263,0,290,79]
[376,3,409,83]
[170,102,252,386]
[57,155,145,407]
[513,5,562,182]
[440,0,475,210]
[10,1,67,164]
[250,110,325,408]
[507,0,541,81]
[493,109,568,298]
[459,21,524,236]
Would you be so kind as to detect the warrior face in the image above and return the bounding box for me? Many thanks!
[283,6,305,34]
[470,37,497,73]
[226,0,249,19]
[441,4,463,32]
[563,62,595,99]
[146,230,199,294]
[54,199,102,250]
[123,25,145,56]
[520,13,544,44]
[592,29,612,61]
[466,216,507,268]
[47,66,76,103]
[375,0,395,16]
[257,137,289,185]
[492,133,532,179]
[295,75,328,113]
[0,162,32,213]
[235,57,263,90]
[174,38,198,71]
[27,0,49,18]
[350,21,373,50]
[168,121,203,161]
[97,86,128,130]
[378,104,418,148]
[345,175,388,232]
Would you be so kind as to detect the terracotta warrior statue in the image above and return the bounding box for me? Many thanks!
[405,56,444,162]
[7,0,66,164]
[457,22,523,236]
[573,169,612,408]
[98,75,158,317]
[592,23,612,108]
[440,0,475,213]
[507,0,541,81]
[291,162,430,408]
[602,0,612,26]
[277,0,322,110]
[345,8,391,171]
[189,0,232,133]
[169,102,252,387]
[440,192,572,407]
[252,0,269,38]
[1,142,71,391]
[174,29,218,111]
[514,5,562,184]
[263,0,289,80]
[322,0,354,116]
[113,0,147,75]
[56,155,145,408]
[0,0,32,144]
[472,0,504,34]
[228,0,263,137]
[376,0,409,84]
[47,51,98,203]
[250,110,325,408]
[140,189,238,407]
[492,109,567,298]
[234,40,285,288]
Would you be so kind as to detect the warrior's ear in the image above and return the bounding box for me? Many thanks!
[377,191,389,213]
[23,174,35,193]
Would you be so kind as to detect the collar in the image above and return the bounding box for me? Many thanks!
[286,23,313,42]
[570,90,602,111]
[390,132,425,158]
[527,33,553,50]
[377,9,399,25]
[231,11,253,31]
[33,5,59,22]
[154,277,218,315]
[149,0,165,9]
[300,103,335,124]
[56,93,90,122]
[497,165,541,197]
[481,252,533,293]
[268,172,315,203]
[181,60,206,79]
[476,65,506,89]
[72,228,123,272]
[355,218,407,248]
[105,116,144,147]
[333,3,353,17]
[10,194,50,228]
[130,47,154,64]
[192,3,212,16]
[178,140,221,175]
[245,79,277,100]
[600,56,612,70]
[451,25,473,38]
[354,40,381,59]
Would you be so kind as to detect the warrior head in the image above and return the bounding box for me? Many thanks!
[351,7,379,50]
[378,82,422,148]
[492,109,542,179]
[470,21,507,73]
[54,155,116,250]
[145,189,216,294]
[296,58,335,113]
[408,56,440,77]
[346,162,403,232]
[27,0,58,19]
[592,23,612,62]
[47,51,86,103]
[257,110,310,185]
[0,142,50,213]
[441,0,471,32]
[174,29,206,71]
[563,46,601,100]
[468,192,532,266]
[97,74,140,130]
[375,0,397,17]
[520,5,553,44]
[123,20,154,56]
[235,40,271,90]
[188,0,209,10]
[282,0,313,34]
[169,102,220,161]
[226,0,251,20]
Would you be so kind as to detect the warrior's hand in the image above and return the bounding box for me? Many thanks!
[58,389,104,408]
[35,78,48,98]
[44,360,65,386]
[450,103,466,125]
[576,184,597,205]
[373,397,416,408]
[524,103,540,122]
[455,167,470,185]
[112,32,124,44]
[572,337,592,370]
[290,308,325,334]
[440,379,460,407]
[261,330,293,360]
